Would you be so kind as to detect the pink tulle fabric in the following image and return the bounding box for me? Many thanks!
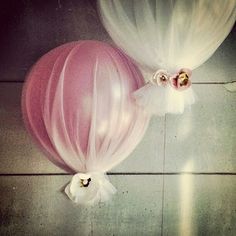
[22,41,150,204]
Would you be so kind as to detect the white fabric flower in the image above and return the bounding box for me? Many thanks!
[65,172,117,205]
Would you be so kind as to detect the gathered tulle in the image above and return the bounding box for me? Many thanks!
[133,84,168,116]
[166,86,196,114]
[133,83,195,116]
[65,172,117,205]
[99,0,236,115]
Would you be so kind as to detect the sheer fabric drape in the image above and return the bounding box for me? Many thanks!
[99,0,236,115]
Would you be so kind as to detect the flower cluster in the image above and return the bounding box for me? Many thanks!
[150,69,192,91]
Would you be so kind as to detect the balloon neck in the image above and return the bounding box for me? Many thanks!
[65,172,117,205]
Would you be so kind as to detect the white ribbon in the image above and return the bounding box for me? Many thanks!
[65,172,117,205]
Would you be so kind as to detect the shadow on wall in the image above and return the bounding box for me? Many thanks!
[0,0,111,81]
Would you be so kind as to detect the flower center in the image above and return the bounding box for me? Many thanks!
[178,72,189,86]
[80,178,91,187]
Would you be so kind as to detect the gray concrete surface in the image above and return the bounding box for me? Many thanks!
[0,0,235,235]
[163,176,236,236]
[165,84,236,173]
[0,175,163,236]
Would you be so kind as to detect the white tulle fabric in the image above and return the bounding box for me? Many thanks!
[99,0,236,115]
[134,83,195,116]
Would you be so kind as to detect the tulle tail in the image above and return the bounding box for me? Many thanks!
[133,83,168,116]
[133,83,196,116]
[65,172,116,205]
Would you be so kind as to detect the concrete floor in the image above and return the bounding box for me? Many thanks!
[0,1,235,235]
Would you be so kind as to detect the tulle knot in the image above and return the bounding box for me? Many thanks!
[65,172,117,205]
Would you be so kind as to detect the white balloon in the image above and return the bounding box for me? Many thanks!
[99,0,236,115]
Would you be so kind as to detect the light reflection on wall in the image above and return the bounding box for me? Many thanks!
[177,112,193,141]
[179,160,194,236]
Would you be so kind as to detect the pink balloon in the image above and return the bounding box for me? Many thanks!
[22,40,150,204]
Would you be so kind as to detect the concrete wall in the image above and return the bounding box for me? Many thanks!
[0,1,235,235]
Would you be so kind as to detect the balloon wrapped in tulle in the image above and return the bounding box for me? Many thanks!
[99,0,236,115]
[22,41,149,205]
